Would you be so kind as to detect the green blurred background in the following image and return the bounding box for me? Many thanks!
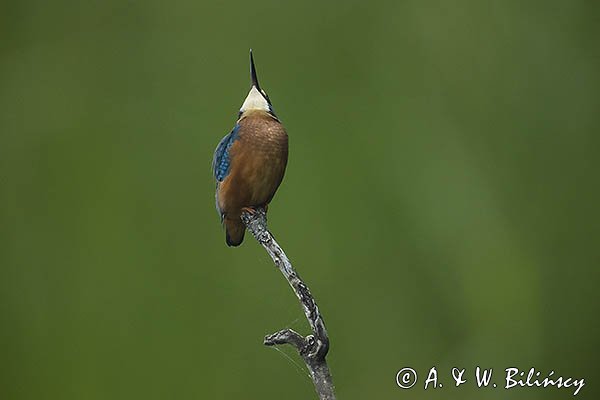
[1,1,598,399]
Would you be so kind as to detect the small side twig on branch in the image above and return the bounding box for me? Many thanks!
[241,208,335,400]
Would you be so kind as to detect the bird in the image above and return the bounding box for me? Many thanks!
[212,50,289,246]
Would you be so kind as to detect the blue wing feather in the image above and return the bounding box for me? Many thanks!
[212,125,240,182]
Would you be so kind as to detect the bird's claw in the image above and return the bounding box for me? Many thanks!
[241,206,257,215]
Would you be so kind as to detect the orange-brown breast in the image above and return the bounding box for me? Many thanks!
[216,111,288,219]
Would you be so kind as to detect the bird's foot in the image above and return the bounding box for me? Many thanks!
[241,206,257,215]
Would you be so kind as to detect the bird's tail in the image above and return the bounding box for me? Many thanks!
[224,216,245,247]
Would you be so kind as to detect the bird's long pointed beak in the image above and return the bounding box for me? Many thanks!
[250,49,261,91]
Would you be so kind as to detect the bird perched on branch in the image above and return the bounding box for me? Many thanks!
[212,50,289,246]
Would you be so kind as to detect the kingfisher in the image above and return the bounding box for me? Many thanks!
[212,50,289,246]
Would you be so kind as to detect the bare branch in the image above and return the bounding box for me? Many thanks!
[241,208,335,400]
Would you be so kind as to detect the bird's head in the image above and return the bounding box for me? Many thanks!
[239,50,276,118]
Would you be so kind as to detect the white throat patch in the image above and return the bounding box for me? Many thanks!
[240,86,269,113]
